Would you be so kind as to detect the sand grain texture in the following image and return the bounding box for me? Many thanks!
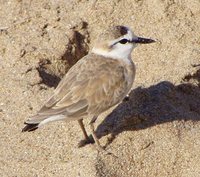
[0,0,200,177]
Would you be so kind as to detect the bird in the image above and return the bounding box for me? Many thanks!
[22,25,155,150]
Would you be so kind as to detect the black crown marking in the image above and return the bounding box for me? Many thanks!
[116,26,128,36]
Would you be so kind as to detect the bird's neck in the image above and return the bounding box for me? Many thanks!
[91,48,133,66]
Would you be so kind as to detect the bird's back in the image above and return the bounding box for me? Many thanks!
[24,53,135,127]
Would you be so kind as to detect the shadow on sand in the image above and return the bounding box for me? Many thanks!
[96,68,200,145]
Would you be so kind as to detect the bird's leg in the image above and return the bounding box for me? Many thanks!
[77,119,94,147]
[89,116,104,151]
[78,119,89,140]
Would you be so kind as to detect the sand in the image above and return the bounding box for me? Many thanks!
[0,0,200,176]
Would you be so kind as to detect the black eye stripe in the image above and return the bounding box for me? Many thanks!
[111,38,131,47]
[119,39,129,44]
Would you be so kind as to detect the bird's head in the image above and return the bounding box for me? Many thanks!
[92,25,155,60]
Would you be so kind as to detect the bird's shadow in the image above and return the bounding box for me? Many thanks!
[95,67,200,146]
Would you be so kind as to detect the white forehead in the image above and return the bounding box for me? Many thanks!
[125,27,134,40]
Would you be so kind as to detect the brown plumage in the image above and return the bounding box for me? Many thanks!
[22,54,135,130]
[22,25,155,150]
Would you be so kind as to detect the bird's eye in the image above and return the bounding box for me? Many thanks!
[119,39,129,44]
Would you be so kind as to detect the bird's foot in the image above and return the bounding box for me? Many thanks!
[77,135,95,148]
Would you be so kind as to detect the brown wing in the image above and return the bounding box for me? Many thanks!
[36,53,128,119]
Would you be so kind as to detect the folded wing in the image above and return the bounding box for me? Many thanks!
[26,54,128,125]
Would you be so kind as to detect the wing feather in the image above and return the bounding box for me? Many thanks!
[36,53,129,119]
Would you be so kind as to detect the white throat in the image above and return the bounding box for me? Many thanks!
[92,44,135,65]
[92,48,129,59]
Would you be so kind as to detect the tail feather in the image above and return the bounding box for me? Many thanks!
[22,123,39,132]
[22,114,47,132]
[22,114,66,132]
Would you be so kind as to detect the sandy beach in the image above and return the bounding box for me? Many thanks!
[0,0,200,176]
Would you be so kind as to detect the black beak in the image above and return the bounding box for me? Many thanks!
[132,37,156,44]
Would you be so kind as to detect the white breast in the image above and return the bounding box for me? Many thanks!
[124,60,136,92]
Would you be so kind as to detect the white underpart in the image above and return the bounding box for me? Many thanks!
[92,28,138,65]
[38,115,66,127]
